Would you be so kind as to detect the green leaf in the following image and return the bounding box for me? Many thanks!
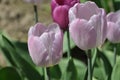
[13,41,33,65]
[96,50,112,80]
[47,65,62,79]
[66,59,78,80]
[0,35,43,80]
[63,32,75,53]
[0,67,22,80]
[59,58,86,80]
[111,62,120,80]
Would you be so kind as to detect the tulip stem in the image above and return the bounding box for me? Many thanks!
[67,29,71,59]
[86,50,92,80]
[33,4,38,23]
[44,68,49,80]
[113,46,116,66]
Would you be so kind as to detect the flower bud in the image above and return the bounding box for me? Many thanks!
[28,23,63,67]
[107,10,120,43]
[69,1,107,50]
[51,0,80,30]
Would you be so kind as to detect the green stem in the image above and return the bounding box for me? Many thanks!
[33,4,38,23]
[44,68,48,80]
[113,47,116,66]
[66,29,71,59]
[86,50,92,80]
[92,48,97,71]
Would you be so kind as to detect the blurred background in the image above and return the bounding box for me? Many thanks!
[0,0,52,41]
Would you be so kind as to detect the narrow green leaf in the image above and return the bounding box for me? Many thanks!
[59,58,86,80]
[98,50,112,79]
[0,67,22,80]
[0,35,43,80]
[111,62,120,80]
[66,59,78,80]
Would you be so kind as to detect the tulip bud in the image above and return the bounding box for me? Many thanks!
[69,1,107,50]
[28,23,63,67]
[51,0,80,30]
[107,10,120,43]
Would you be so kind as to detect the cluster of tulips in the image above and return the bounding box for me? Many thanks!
[24,0,120,79]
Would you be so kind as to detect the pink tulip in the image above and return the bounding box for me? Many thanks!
[107,10,120,43]
[28,23,63,67]
[51,0,80,30]
[69,1,107,50]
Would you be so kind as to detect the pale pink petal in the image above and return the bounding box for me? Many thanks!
[28,23,47,37]
[107,10,120,22]
[69,19,97,50]
[107,22,120,43]
[69,1,100,21]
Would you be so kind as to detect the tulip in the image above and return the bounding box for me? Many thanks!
[107,10,120,43]
[51,0,80,30]
[69,1,107,50]
[28,23,63,67]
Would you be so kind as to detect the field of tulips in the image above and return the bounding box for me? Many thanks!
[0,0,120,80]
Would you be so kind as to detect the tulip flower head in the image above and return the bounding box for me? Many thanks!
[107,10,120,43]
[51,0,80,30]
[28,23,63,67]
[69,1,107,50]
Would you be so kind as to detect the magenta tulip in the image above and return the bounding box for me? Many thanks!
[28,23,63,67]
[107,10,120,43]
[69,1,107,50]
[51,0,80,30]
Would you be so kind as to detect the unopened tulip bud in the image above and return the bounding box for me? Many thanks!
[51,0,80,30]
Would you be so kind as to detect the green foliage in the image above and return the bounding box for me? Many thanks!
[47,65,62,79]
[66,59,78,80]
[111,61,120,80]
[0,34,43,80]
[0,67,22,80]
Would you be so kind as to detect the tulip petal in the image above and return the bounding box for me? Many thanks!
[28,36,47,66]
[64,0,80,7]
[69,1,100,21]
[28,23,47,37]
[107,10,120,22]
[107,22,120,43]
[69,19,97,50]
[53,5,69,29]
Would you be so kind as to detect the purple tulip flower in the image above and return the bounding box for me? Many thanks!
[107,10,120,43]
[28,23,63,67]
[69,1,107,50]
[51,0,80,30]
